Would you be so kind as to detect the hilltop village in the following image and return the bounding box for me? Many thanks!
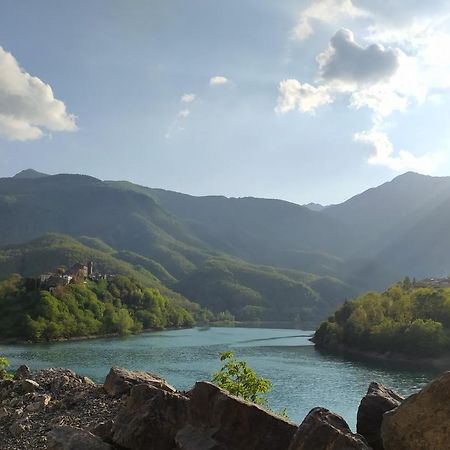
[27,261,113,292]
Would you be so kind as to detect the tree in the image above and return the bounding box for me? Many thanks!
[212,351,271,405]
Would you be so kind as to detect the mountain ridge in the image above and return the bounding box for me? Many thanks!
[2,169,450,324]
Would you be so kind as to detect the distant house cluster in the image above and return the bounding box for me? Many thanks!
[414,277,450,288]
[37,261,113,291]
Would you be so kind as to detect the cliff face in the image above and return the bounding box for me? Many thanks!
[0,364,448,450]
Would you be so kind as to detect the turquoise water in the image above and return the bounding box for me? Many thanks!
[0,327,435,429]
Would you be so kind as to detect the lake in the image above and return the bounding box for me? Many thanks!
[0,327,435,429]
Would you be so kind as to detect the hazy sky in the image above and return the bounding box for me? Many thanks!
[1,0,450,204]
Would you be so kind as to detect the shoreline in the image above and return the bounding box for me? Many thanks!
[0,326,191,346]
[0,322,311,345]
[314,342,450,371]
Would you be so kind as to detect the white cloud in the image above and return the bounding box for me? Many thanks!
[293,0,450,42]
[209,76,230,86]
[292,0,366,41]
[181,93,195,103]
[177,109,190,118]
[317,29,400,85]
[279,26,445,172]
[0,46,76,141]
[275,79,333,114]
[355,128,446,173]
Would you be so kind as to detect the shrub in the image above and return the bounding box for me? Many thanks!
[212,351,271,405]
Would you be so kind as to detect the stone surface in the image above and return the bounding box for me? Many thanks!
[14,365,31,380]
[357,381,403,450]
[381,371,450,450]
[186,381,297,450]
[21,379,40,394]
[111,380,296,450]
[9,418,30,437]
[0,368,121,450]
[103,366,176,397]
[0,406,9,419]
[112,383,190,450]
[289,407,371,450]
[47,426,113,450]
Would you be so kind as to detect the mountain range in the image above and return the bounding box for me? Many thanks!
[1,169,449,326]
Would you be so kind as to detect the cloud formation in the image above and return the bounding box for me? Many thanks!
[181,93,195,103]
[318,29,400,85]
[278,27,446,173]
[355,129,445,172]
[209,76,230,86]
[292,0,365,41]
[275,80,332,114]
[0,46,76,141]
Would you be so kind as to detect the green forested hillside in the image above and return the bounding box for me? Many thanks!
[0,174,359,327]
[0,234,203,317]
[108,181,351,276]
[176,258,355,325]
[0,233,354,328]
[0,275,194,341]
[4,170,450,330]
[314,280,450,357]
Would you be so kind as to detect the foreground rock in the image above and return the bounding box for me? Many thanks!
[289,407,370,450]
[47,426,114,450]
[357,382,403,450]
[4,363,450,450]
[381,371,450,450]
[104,366,176,397]
[111,380,297,450]
[0,368,121,450]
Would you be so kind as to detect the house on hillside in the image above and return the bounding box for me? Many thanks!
[37,261,111,291]
[414,277,450,288]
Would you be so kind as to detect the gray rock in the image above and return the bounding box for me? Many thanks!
[381,371,450,450]
[357,381,403,450]
[0,406,9,419]
[187,381,297,450]
[14,365,31,380]
[288,407,371,450]
[9,418,30,437]
[112,383,189,450]
[82,376,96,385]
[25,394,51,413]
[21,379,40,393]
[91,420,114,443]
[104,366,176,397]
[111,380,297,450]
[47,426,113,450]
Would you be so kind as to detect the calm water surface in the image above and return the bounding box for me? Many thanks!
[0,327,435,429]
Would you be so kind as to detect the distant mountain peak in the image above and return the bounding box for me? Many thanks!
[13,169,49,179]
[303,202,326,212]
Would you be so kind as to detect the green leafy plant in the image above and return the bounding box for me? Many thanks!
[212,351,271,406]
[0,355,13,380]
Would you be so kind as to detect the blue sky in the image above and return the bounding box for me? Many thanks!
[1,0,450,204]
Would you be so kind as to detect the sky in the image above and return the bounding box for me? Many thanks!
[1,0,450,205]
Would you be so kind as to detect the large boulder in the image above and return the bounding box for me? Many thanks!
[110,381,297,450]
[289,407,371,450]
[184,381,297,450]
[111,383,190,450]
[104,366,176,397]
[47,426,114,450]
[357,382,403,450]
[381,371,450,450]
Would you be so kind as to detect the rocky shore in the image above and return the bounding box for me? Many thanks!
[0,365,449,449]
[314,341,450,371]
